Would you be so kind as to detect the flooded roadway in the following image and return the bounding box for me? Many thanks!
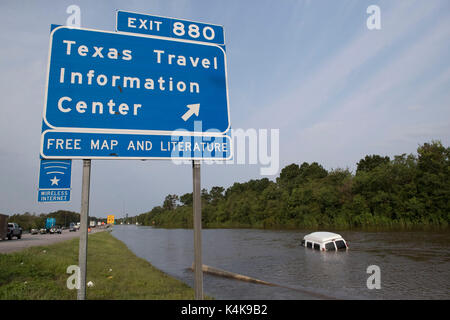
[112,225,450,299]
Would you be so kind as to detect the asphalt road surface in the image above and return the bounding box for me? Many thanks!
[0,228,106,254]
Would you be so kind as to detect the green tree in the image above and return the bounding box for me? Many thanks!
[163,194,179,211]
[277,163,301,192]
[180,193,193,206]
[356,155,390,173]
[127,140,449,229]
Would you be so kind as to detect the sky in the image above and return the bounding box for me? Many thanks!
[0,0,449,218]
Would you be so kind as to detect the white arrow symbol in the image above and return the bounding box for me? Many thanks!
[181,103,200,121]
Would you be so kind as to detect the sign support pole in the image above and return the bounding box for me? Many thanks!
[77,159,91,300]
[192,160,203,300]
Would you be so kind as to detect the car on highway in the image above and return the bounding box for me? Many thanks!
[7,223,22,240]
[69,222,77,232]
[50,226,62,234]
[30,228,39,235]
[39,228,47,234]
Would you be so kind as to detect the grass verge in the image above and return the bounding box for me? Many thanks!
[0,231,197,299]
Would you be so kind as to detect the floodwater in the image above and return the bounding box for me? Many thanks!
[112,225,450,299]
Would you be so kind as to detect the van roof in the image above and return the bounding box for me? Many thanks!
[304,232,344,243]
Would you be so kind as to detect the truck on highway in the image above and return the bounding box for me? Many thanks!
[45,218,56,232]
[0,213,7,240]
[69,222,77,232]
[90,220,96,228]
[7,223,22,240]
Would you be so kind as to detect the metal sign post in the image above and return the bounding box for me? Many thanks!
[192,160,203,300]
[77,159,91,300]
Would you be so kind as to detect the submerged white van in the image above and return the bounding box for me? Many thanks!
[301,232,348,251]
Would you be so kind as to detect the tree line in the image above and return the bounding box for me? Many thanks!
[135,141,449,229]
[6,140,448,230]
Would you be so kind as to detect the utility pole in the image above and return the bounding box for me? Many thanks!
[192,160,203,300]
[77,160,91,300]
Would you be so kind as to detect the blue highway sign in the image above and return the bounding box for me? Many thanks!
[42,26,230,135]
[38,159,71,202]
[41,130,232,160]
[116,10,225,45]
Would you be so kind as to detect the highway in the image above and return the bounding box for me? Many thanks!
[0,228,105,254]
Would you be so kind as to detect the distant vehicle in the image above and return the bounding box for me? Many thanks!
[40,228,47,234]
[7,223,22,240]
[45,218,56,232]
[90,221,96,228]
[0,214,7,240]
[31,228,39,235]
[69,222,77,232]
[301,232,348,252]
[49,225,61,234]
